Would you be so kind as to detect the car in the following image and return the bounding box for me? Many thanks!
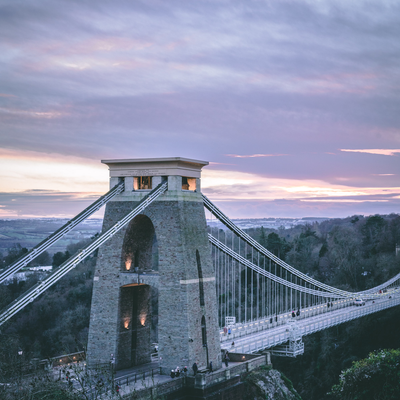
[354,298,365,306]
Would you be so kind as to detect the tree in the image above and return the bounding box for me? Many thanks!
[0,360,120,400]
[267,232,281,256]
[258,226,267,248]
[4,244,28,266]
[53,251,71,267]
[328,226,362,290]
[28,250,51,267]
[299,224,317,240]
[266,232,291,260]
[329,349,400,400]
[0,333,23,381]
[388,215,400,251]
[67,239,91,256]
[286,229,319,275]
[361,215,387,256]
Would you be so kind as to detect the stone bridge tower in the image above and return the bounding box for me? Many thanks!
[87,157,221,373]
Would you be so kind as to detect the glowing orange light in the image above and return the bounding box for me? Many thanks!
[125,257,132,271]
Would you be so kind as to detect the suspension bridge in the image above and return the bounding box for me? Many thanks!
[1,157,399,375]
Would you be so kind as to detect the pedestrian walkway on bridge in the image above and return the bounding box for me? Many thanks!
[226,292,400,355]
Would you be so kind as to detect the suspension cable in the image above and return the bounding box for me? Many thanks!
[0,182,167,326]
[0,181,125,284]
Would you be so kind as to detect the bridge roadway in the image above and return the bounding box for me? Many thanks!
[220,293,400,354]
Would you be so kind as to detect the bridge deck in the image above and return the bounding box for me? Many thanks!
[224,294,400,354]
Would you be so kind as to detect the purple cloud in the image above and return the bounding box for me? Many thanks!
[0,0,399,218]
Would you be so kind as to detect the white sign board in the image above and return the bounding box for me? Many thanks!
[225,316,236,327]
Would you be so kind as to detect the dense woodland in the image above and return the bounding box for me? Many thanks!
[0,213,400,399]
[0,240,96,380]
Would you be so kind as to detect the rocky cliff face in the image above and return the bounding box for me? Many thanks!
[244,367,302,400]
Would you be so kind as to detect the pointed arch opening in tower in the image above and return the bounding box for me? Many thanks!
[122,215,158,272]
[117,214,159,369]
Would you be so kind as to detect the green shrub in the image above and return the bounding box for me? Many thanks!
[329,349,400,400]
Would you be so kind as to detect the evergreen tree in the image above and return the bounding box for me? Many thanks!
[259,226,267,247]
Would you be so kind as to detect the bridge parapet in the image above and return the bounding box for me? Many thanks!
[193,354,266,389]
[231,294,400,356]
[219,298,353,342]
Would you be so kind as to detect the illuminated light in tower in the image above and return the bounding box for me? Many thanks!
[125,257,132,271]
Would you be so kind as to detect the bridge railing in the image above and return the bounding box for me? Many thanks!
[196,354,266,387]
[231,294,400,354]
[220,298,354,341]
[301,295,400,337]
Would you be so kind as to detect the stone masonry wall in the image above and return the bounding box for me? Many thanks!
[87,188,221,373]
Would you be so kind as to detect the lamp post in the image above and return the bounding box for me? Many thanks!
[203,343,209,371]
[110,353,115,383]
[18,350,23,389]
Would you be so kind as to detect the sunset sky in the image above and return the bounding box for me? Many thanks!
[0,0,399,219]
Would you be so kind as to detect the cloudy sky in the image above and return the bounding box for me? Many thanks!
[0,0,399,219]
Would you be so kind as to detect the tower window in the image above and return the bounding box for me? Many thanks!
[134,176,152,190]
[182,177,196,191]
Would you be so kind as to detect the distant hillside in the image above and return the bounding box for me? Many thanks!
[0,216,330,255]
[0,218,103,255]
[207,216,331,230]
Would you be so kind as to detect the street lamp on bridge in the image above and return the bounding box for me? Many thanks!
[18,349,23,389]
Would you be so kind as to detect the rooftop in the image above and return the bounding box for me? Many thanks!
[101,157,209,178]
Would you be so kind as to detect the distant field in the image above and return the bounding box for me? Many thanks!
[0,218,102,255]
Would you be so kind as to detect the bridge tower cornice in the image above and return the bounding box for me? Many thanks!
[101,157,209,200]
[101,157,209,177]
